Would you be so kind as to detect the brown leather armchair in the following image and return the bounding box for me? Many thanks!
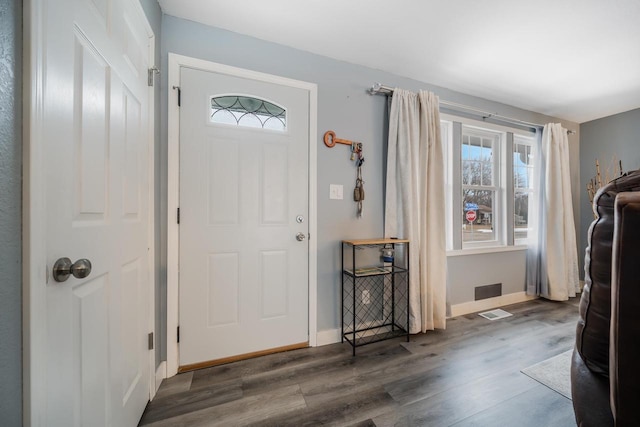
[572,170,640,427]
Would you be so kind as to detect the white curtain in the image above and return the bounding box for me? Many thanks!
[526,123,579,299]
[384,89,447,333]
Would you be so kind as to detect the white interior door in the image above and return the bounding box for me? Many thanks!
[179,67,310,367]
[38,0,152,425]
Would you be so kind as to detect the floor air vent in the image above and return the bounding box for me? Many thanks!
[479,308,513,321]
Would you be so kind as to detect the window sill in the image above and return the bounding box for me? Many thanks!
[446,244,528,257]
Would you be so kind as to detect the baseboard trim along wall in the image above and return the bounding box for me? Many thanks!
[449,291,538,318]
[316,292,539,347]
[316,328,342,346]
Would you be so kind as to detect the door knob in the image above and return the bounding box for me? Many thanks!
[52,257,93,282]
[296,232,306,241]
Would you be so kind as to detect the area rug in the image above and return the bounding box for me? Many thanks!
[521,349,573,399]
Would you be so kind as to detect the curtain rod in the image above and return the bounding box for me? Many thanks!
[368,82,576,135]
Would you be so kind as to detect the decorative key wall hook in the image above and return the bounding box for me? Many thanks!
[323,130,355,148]
[323,130,364,163]
[323,130,366,217]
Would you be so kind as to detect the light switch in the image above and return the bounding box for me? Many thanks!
[329,184,343,200]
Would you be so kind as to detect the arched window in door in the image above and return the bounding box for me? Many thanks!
[210,95,286,131]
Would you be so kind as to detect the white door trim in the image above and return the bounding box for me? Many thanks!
[166,53,318,377]
[145,27,158,402]
[22,0,157,423]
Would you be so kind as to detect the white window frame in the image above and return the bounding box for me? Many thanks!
[460,125,504,248]
[441,114,537,253]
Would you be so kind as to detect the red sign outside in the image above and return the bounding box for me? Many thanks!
[466,210,477,223]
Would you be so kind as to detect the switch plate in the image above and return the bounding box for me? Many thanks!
[329,184,343,200]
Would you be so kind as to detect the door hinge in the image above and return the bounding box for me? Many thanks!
[147,66,160,87]
[148,332,154,350]
[173,85,181,106]
[177,326,180,343]
[177,207,180,224]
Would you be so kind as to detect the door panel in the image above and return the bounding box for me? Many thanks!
[260,250,288,318]
[261,144,289,224]
[207,252,240,327]
[123,87,142,219]
[74,31,109,220]
[207,140,240,224]
[73,275,109,426]
[41,0,151,425]
[179,68,310,366]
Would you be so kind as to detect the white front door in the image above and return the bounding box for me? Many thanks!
[178,67,310,367]
[36,0,152,425]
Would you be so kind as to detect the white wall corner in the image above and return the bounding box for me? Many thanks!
[153,361,167,399]
[316,328,342,346]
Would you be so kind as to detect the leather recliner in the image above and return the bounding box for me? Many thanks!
[571,170,640,427]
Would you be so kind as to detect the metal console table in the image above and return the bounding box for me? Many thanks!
[341,238,410,355]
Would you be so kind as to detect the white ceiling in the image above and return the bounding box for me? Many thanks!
[158,0,640,123]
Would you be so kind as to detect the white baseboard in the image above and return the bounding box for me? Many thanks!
[316,328,341,346]
[449,291,538,318]
[316,292,538,344]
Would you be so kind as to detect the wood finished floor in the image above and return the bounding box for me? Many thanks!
[140,298,579,427]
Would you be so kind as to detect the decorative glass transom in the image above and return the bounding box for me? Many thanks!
[210,95,286,131]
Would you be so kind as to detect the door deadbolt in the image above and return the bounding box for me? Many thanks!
[52,257,93,282]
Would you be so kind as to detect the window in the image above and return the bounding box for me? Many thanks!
[443,116,538,251]
[461,127,501,245]
[513,135,536,242]
[210,95,286,131]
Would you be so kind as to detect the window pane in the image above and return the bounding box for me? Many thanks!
[514,138,535,241]
[210,109,238,126]
[462,160,481,185]
[481,158,493,186]
[237,112,263,128]
[462,190,495,242]
[462,145,493,186]
[514,165,528,188]
[514,145,532,190]
[480,138,493,161]
[262,116,286,130]
[210,95,286,131]
[480,138,493,185]
[514,191,530,240]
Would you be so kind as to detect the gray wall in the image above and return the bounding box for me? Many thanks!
[138,0,165,369]
[579,108,640,277]
[159,14,580,341]
[448,250,527,305]
[0,0,22,425]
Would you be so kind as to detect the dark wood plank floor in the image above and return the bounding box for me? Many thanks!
[140,298,579,427]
